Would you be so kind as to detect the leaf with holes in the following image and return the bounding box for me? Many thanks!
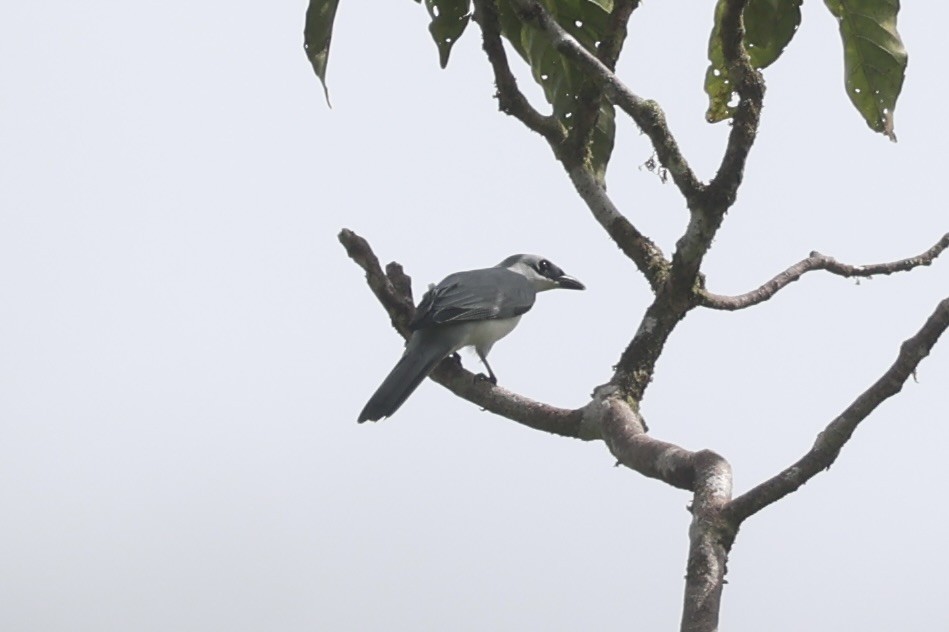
[704,0,732,123]
[704,0,802,123]
[824,0,907,140]
[303,0,340,106]
[546,0,612,51]
[426,0,472,68]
[745,0,802,68]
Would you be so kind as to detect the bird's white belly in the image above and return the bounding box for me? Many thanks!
[455,316,522,354]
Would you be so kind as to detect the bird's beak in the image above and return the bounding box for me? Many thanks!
[555,274,585,290]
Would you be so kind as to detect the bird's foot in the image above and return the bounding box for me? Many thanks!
[475,372,498,385]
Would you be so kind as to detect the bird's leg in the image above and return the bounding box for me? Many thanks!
[475,351,498,385]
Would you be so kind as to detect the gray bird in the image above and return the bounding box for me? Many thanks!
[358,254,585,422]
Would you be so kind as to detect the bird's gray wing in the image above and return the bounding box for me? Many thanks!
[410,268,535,331]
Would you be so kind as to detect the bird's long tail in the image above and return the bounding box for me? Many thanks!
[357,332,453,422]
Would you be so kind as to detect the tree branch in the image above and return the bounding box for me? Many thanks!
[584,389,736,632]
[567,165,669,292]
[566,0,640,162]
[701,232,949,310]
[594,0,640,70]
[670,0,763,289]
[471,0,566,145]
[680,450,734,632]
[589,392,700,489]
[430,364,590,438]
[704,0,763,207]
[339,228,415,338]
[508,0,704,204]
[611,291,692,400]
[725,297,949,524]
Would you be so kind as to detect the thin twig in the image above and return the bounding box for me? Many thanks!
[701,233,949,311]
[725,297,949,524]
[472,0,565,145]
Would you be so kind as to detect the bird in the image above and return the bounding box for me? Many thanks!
[358,254,585,422]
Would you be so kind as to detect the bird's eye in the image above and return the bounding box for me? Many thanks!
[538,259,551,273]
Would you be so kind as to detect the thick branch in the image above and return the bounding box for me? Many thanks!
[509,0,703,203]
[472,0,566,145]
[726,297,949,524]
[583,390,735,632]
[589,392,701,489]
[340,228,588,438]
[702,233,949,310]
[430,364,589,438]
[612,291,692,400]
[681,451,734,632]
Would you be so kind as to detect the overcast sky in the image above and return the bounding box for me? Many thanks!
[1,2,947,631]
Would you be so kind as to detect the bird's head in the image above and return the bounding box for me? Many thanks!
[497,254,585,292]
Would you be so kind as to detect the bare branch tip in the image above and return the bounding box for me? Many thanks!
[727,295,949,524]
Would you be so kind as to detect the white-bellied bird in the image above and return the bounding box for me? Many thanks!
[358,254,584,422]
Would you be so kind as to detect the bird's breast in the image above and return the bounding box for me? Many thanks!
[457,316,522,354]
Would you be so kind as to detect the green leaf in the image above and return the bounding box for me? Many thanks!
[497,0,616,180]
[704,0,802,123]
[303,0,341,106]
[425,0,472,69]
[745,0,803,68]
[824,0,907,140]
[704,0,732,123]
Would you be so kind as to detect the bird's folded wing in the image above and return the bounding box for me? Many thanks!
[410,268,536,330]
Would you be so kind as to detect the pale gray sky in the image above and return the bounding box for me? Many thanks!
[1,2,946,631]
